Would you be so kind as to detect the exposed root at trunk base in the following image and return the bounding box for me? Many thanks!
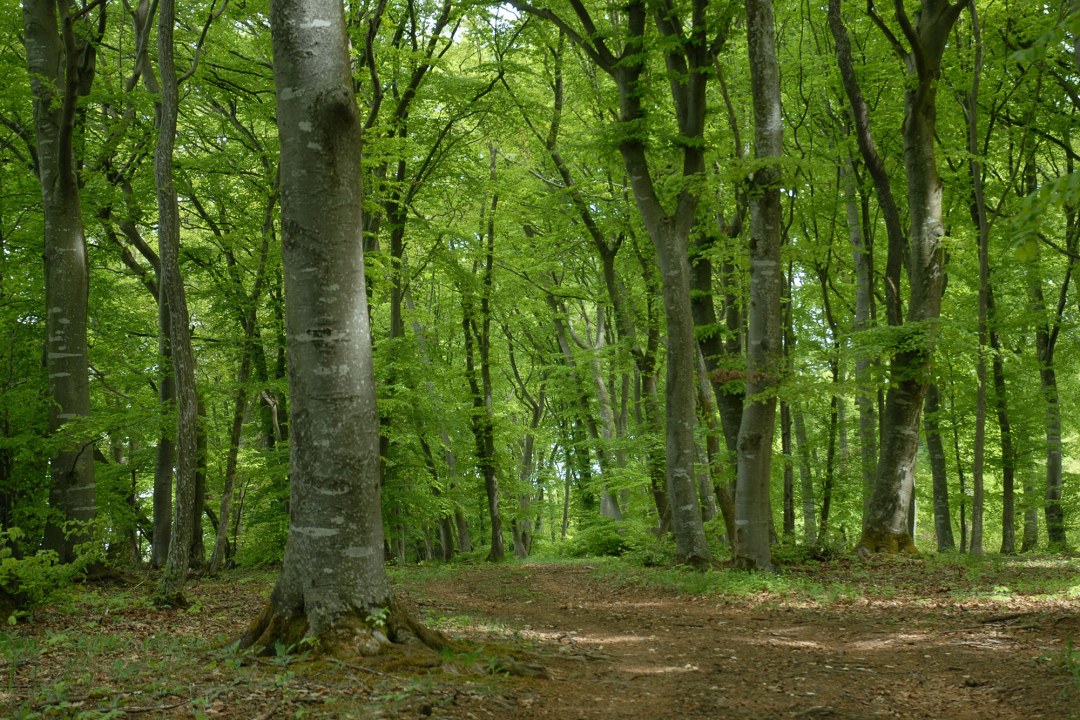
[855,530,919,556]
[237,596,447,661]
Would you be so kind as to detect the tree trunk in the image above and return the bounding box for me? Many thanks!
[152,296,174,568]
[734,0,783,571]
[965,2,988,557]
[840,152,877,525]
[696,347,736,546]
[208,351,249,575]
[924,384,955,551]
[793,411,816,547]
[780,402,794,538]
[23,0,99,562]
[154,0,200,605]
[988,287,1015,554]
[241,0,441,655]
[857,0,964,554]
[462,152,504,562]
[1028,247,1069,550]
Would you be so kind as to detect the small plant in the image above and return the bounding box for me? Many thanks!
[366,606,390,631]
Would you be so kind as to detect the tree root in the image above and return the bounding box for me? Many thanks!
[237,595,446,660]
[855,529,919,556]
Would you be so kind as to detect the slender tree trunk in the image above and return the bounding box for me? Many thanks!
[1021,468,1040,552]
[208,352,249,575]
[793,411,816,546]
[696,347,735,544]
[152,297,174,568]
[780,402,794,538]
[1028,251,1069,550]
[23,0,99,562]
[989,292,1016,554]
[965,2,988,556]
[947,380,968,553]
[154,0,199,604]
[461,165,504,561]
[840,152,877,525]
[924,384,955,551]
[241,0,440,654]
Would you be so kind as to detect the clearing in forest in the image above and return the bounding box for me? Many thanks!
[1,556,1077,719]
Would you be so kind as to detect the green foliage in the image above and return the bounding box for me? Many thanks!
[559,517,630,558]
[0,526,102,622]
[559,517,678,565]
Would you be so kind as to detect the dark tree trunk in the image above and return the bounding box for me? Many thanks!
[780,402,794,538]
[924,385,955,551]
[152,297,174,569]
[154,0,200,605]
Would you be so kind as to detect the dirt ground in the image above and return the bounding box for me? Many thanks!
[2,557,1078,719]
[396,561,1079,720]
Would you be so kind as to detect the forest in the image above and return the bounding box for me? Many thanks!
[1,0,1079,716]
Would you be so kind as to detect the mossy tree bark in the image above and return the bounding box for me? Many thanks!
[239,0,441,654]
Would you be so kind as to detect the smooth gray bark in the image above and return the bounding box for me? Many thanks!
[241,0,435,652]
[734,0,783,571]
[858,0,966,554]
[23,0,98,562]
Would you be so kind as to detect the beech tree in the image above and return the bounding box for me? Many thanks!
[22,0,102,562]
[734,0,783,570]
[840,0,968,554]
[241,0,438,652]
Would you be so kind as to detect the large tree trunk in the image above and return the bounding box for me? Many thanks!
[857,0,965,554]
[734,0,783,571]
[154,0,200,605]
[23,0,99,562]
[241,0,440,655]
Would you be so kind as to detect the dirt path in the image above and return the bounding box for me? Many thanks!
[397,562,1078,720]
[4,559,1077,718]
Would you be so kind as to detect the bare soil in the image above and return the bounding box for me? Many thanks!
[2,557,1077,719]
[398,559,1079,720]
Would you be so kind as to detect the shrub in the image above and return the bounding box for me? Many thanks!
[0,526,100,623]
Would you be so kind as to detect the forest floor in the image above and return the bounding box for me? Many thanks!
[1,554,1078,719]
